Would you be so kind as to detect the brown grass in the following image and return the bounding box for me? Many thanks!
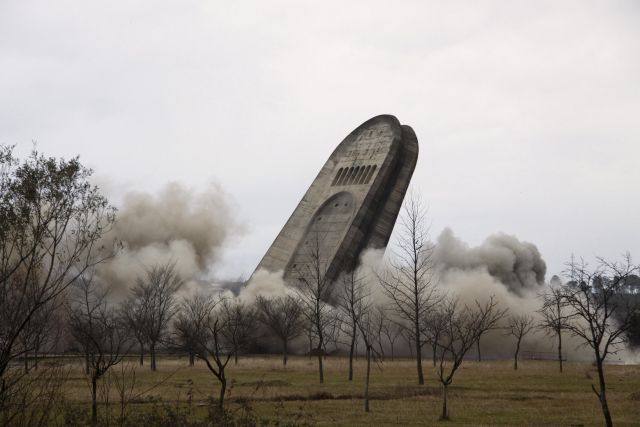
[53,355,640,425]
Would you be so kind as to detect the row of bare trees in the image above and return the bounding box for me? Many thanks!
[61,215,640,426]
[2,146,639,426]
[282,193,512,418]
[288,190,640,424]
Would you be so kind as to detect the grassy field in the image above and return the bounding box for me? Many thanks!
[57,355,640,426]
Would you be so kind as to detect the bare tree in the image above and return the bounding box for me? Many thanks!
[132,262,183,371]
[338,271,361,380]
[339,269,379,412]
[423,309,447,367]
[435,296,506,420]
[400,328,414,358]
[294,232,334,384]
[304,318,314,360]
[561,254,640,427]
[538,284,569,372]
[0,146,115,406]
[506,314,535,370]
[219,298,257,365]
[356,303,381,413]
[173,293,215,366]
[475,313,505,362]
[475,334,483,362]
[378,192,439,385]
[256,294,304,366]
[321,307,343,357]
[379,314,403,361]
[67,271,129,426]
[120,295,148,366]
[176,293,229,408]
[187,294,234,412]
[371,306,387,360]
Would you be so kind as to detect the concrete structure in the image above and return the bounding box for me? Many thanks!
[253,114,418,285]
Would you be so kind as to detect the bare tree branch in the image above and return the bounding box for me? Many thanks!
[505,314,535,370]
[560,254,640,427]
[378,190,440,385]
[256,294,304,366]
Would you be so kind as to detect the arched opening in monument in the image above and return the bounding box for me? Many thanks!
[284,191,355,283]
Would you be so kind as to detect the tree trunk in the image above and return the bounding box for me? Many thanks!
[440,383,449,420]
[317,350,324,384]
[91,375,98,426]
[514,338,521,370]
[23,352,28,374]
[432,342,437,367]
[139,342,144,366]
[218,375,227,411]
[348,325,356,381]
[364,345,371,413]
[189,351,195,366]
[317,316,324,383]
[415,327,424,385]
[119,392,126,427]
[150,343,157,371]
[476,337,482,362]
[558,331,563,373]
[390,341,395,361]
[595,357,613,427]
[282,339,288,366]
[34,348,38,370]
[416,349,424,385]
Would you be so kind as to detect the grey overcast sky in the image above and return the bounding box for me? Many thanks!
[2,1,639,279]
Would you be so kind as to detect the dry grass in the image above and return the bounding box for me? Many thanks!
[54,355,640,425]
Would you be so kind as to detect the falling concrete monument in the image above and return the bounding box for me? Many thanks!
[253,114,418,285]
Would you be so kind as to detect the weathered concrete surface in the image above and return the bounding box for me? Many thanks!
[252,114,418,285]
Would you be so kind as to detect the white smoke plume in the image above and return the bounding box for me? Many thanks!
[115,182,236,269]
[87,178,620,361]
[98,182,241,295]
[434,227,546,295]
[242,247,387,304]
[239,269,289,303]
[433,228,591,360]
